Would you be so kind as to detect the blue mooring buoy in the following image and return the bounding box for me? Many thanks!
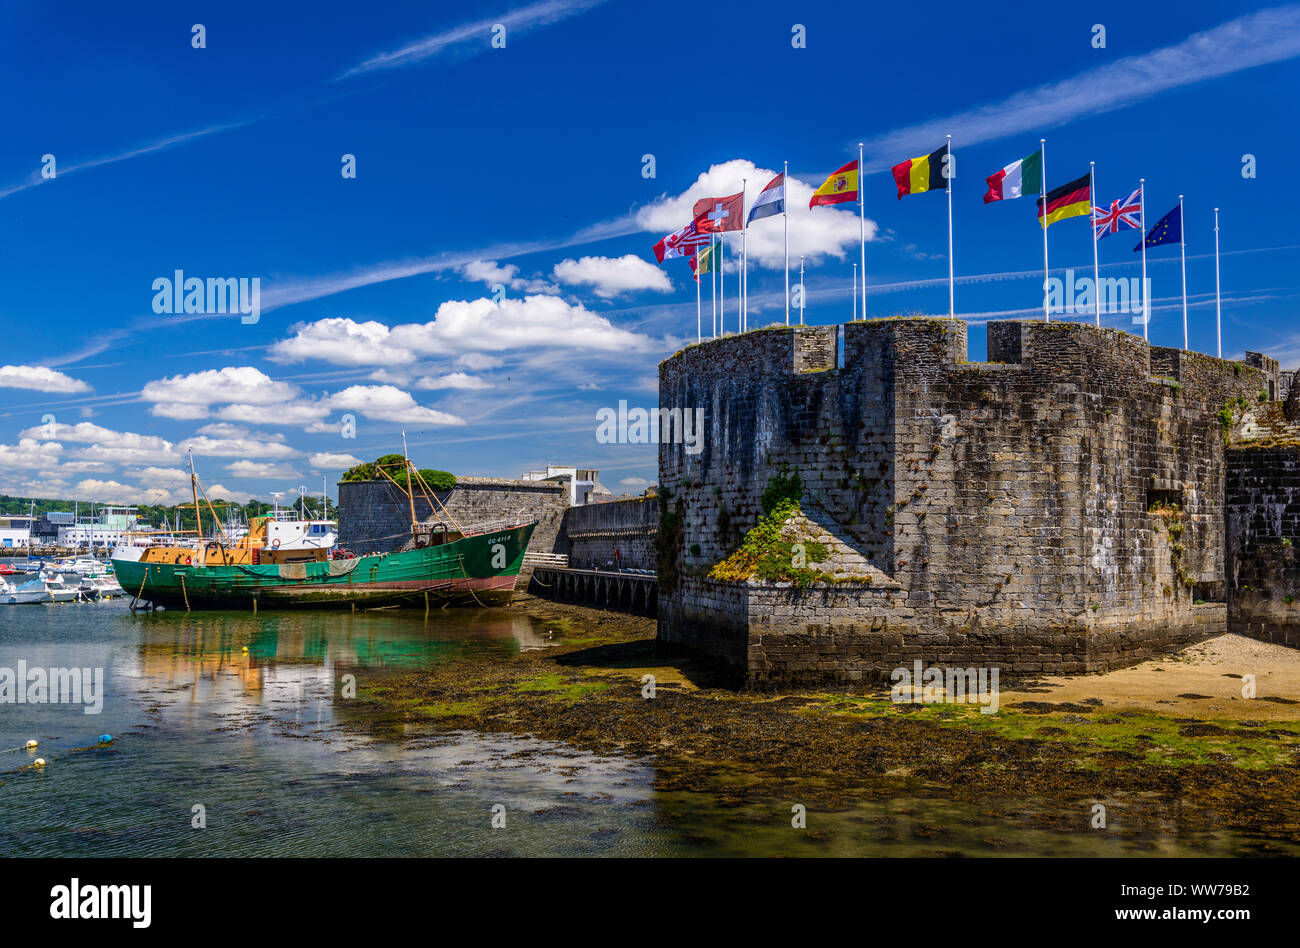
[97,734,112,745]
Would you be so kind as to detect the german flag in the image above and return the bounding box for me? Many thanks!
[1037,173,1092,229]
[891,143,949,199]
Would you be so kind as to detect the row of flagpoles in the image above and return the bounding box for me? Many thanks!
[652,139,1227,357]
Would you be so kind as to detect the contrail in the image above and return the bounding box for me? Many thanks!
[859,5,1300,168]
[339,0,611,78]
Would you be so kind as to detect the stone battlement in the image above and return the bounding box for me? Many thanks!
[656,317,1285,684]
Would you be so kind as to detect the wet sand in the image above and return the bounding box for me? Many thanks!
[1004,634,1300,721]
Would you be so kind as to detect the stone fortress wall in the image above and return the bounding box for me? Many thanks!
[337,477,567,587]
[656,317,1281,684]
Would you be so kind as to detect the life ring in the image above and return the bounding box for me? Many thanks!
[272,539,281,549]
[185,556,192,565]
[346,551,355,560]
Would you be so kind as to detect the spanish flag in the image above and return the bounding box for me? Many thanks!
[809,160,859,208]
[1037,173,1092,228]
[891,143,949,199]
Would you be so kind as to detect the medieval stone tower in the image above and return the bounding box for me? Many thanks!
[656,316,1284,684]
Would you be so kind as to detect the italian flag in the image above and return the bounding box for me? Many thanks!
[984,150,1043,204]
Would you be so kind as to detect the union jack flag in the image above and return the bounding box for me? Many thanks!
[1093,186,1143,240]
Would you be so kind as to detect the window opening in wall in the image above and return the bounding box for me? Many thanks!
[1147,487,1184,510]
[1193,581,1225,604]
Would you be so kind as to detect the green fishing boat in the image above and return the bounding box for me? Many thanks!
[111,447,536,611]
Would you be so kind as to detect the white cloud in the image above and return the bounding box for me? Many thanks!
[0,439,63,470]
[0,364,91,393]
[309,452,363,469]
[619,476,652,487]
[268,318,416,366]
[70,478,181,506]
[195,423,250,438]
[455,352,503,370]
[270,296,653,367]
[368,368,412,385]
[553,254,673,298]
[125,466,190,483]
[405,295,652,354]
[458,260,558,294]
[414,372,493,391]
[179,434,297,459]
[142,366,301,410]
[25,420,296,464]
[637,159,870,269]
[203,484,257,505]
[325,385,466,427]
[216,402,332,427]
[22,423,178,465]
[150,402,212,420]
[224,460,302,479]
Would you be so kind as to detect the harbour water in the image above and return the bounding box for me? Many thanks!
[1,590,1293,857]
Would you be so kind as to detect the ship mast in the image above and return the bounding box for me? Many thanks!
[401,430,418,548]
[188,449,203,541]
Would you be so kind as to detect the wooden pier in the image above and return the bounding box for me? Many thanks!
[530,566,657,616]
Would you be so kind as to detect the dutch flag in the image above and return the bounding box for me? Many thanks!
[747,173,785,225]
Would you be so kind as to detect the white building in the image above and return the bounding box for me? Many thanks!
[0,516,33,549]
[58,506,141,549]
[521,466,611,506]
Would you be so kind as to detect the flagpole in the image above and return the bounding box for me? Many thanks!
[1214,206,1222,358]
[946,133,954,320]
[1040,139,1049,321]
[858,142,867,319]
[695,254,701,343]
[1090,162,1100,327]
[784,160,790,326]
[852,263,857,320]
[799,256,805,325]
[1179,194,1188,350]
[741,177,748,334]
[1140,178,1148,341]
[720,233,726,335]
[711,235,717,339]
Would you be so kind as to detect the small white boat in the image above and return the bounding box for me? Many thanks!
[53,557,104,575]
[4,573,81,604]
[79,572,125,599]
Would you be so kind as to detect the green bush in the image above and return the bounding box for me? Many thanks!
[341,455,455,491]
[760,469,803,515]
[397,468,455,491]
[341,462,377,481]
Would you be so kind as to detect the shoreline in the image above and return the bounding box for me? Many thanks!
[344,593,1300,847]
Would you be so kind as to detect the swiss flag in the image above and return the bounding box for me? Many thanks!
[693,192,744,233]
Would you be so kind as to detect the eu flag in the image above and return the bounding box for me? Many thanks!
[1135,204,1181,251]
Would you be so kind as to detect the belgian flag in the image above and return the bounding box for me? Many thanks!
[892,143,949,199]
[1037,173,1092,229]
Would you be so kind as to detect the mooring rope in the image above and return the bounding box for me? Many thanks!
[454,553,495,609]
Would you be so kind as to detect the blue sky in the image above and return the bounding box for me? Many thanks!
[2,0,1299,506]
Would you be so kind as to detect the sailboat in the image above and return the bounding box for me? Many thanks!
[111,443,536,611]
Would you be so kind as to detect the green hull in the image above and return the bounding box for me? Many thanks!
[113,523,536,611]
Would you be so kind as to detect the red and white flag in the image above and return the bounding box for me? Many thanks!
[653,220,710,262]
[692,192,745,233]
